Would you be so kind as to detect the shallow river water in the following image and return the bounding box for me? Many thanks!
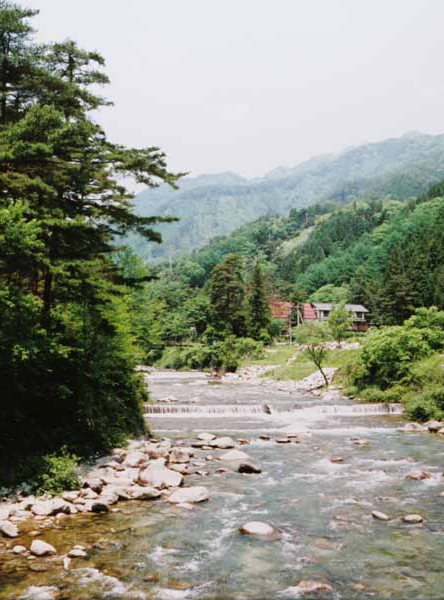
[2,371,444,599]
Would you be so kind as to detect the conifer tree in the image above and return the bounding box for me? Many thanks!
[248,261,270,339]
[208,254,246,337]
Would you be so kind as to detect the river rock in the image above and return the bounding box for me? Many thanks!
[330,456,344,463]
[18,586,59,600]
[30,540,57,556]
[219,449,251,462]
[405,469,431,481]
[31,499,71,517]
[169,448,191,464]
[438,428,444,435]
[167,486,209,504]
[82,478,104,494]
[210,436,236,449]
[0,505,12,520]
[68,548,88,558]
[111,448,127,463]
[13,545,27,554]
[146,441,171,459]
[402,514,424,524]
[372,510,390,521]
[238,463,262,474]
[286,580,333,595]
[169,464,189,474]
[197,433,216,442]
[90,501,110,513]
[129,486,161,500]
[123,451,147,468]
[138,464,183,489]
[0,520,19,538]
[239,521,276,537]
[62,491,79,503]
[400,423,428,433]
[426,420,442,433]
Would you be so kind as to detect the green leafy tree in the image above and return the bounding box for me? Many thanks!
[295,323,331,386]
[248,261,270,339]
[328,303,353,347]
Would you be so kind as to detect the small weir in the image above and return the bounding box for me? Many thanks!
[145,402,404,417]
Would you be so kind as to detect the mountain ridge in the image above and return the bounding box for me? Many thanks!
[130,131,444,261]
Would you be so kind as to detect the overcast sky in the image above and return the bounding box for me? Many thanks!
[25,0,444,178]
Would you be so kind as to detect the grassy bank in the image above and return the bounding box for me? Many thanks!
[243,344,360,383]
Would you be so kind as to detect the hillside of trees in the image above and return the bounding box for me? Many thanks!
[129,132,444,261]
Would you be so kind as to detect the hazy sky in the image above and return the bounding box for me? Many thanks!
[25,0,444,178]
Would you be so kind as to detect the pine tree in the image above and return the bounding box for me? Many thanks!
[0,3,181,475]
[208,254,246,337]
[248,261,270,339]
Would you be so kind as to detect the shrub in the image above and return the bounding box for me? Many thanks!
[25,449,80,496]
[351,326,432,389]
[405,388,444,422]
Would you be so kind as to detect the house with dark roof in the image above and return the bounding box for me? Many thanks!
[300,302,369,331]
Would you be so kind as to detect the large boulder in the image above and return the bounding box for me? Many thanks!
[167,487,209,504]
[31,499,71,517]
[0,504,12,521]
[168,448,191,464]
[30,540,57,557]
[0,520,19,538]
[239,521,276,537]
[197,433,216,442]
[123,451,147,468]
[129,486,161,500]
[399,423,428,433]
[146,441,171,459]
[210,437,236,449]
[219,449,251,462]
[138,464,183,489]
[426,420,442,433]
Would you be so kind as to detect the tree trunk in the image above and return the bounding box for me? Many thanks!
[42,271,53,322]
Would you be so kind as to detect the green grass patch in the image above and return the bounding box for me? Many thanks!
[263,348,360,381]
[242,344,298,367]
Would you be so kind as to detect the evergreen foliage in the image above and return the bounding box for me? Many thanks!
[0,2,178,481]
[247,262,270,340]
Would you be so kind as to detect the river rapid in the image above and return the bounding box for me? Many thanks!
[2,370,444,599]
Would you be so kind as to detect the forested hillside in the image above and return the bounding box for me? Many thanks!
[130,132,444,261]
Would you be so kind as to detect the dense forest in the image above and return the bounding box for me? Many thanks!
[129,132,444,261]
[0,2,178,483]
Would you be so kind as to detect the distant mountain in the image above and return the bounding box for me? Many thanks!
[129,132,444,261]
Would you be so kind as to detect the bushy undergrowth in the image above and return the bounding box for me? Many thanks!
[17,449,80,496]
[345,308,444,421]
[157,337,264,372]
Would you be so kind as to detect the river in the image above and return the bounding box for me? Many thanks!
[1,370,444,599]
